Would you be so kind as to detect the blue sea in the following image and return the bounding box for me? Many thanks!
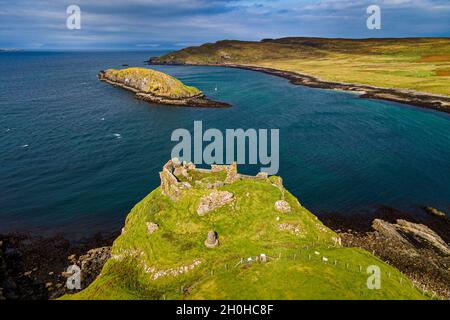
[1,51,450,238]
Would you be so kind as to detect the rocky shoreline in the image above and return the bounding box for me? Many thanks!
[98,70,231,108]
[0,231,117,300]
[148,60,450,114]
[318,206,450,299]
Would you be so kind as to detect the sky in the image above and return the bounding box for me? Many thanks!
[1,0,449,50]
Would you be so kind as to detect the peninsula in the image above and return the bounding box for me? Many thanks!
[149,37,450,113]
[98,67,230,108]
[62,160,429,300]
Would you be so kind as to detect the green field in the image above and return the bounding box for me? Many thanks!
[63,167,428,300]
[153,37,450,96]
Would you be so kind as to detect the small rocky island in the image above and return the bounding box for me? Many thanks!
[98,67,230,108]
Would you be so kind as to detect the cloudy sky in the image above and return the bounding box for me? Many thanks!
[1,0,449,49]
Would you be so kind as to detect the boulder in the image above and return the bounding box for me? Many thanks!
[372,219,450,255]
[274,200,291,213]
[146,222,159,234]
[197,191,234,215]
[76,247,111,289]
[424,207,446,218]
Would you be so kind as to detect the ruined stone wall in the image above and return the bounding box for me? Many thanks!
[160,159,272,202]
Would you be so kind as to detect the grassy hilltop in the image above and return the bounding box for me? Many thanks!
[101,67,202,99]
[63,161,427,300]
[152,37,450,96]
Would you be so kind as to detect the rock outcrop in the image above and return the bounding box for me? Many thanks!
[274,200,291,213]
[75,247,111,289]
[424,207,446,218]
[372,219,450,255]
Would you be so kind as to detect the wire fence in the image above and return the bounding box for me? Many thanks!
[160,243,446,300]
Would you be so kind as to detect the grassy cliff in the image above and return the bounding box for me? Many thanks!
[152,37,450,96]
[102,67,202,99]
[62,161,428,300]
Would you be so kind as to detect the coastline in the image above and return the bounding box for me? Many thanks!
[98,71,231,108]
[148,60,450,114]
[0,231,117,300]
[2,205,448,300]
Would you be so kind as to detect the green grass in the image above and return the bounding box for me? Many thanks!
[62,172,428,300]
[152,37,450,96]
[104,67,202,99]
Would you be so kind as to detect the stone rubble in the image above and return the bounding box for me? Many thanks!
[146,222,159,235]
[144,259,202,281]
[277,223,301,235]
[274,200,291,213]
[197,190,234,215]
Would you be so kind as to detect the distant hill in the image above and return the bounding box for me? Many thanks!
[0,48,24,52]
[151,37,450,98]
[63,160,427,300]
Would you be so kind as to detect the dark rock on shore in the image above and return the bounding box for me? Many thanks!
[372,219,449,255]
[318,206,450,299]
[148,59,450,114]
[424,206,446,218]
[75,246,111,288]
[0,232,116,300]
